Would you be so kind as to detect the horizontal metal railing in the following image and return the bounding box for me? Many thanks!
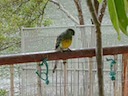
[0,45,128,65]
[0,45,128,96]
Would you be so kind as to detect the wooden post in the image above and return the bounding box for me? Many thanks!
[89,58,93,96]
[63,60,67,96]
[56,66,58,95]
[10,65,14,96]
[37,62,42,96]
[113,55,118,96]
[122,54,128,96]
[124,66,128,96]
[88,25,95,96]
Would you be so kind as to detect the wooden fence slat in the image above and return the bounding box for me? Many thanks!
[10,65,14,96]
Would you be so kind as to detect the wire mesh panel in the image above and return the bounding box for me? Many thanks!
[19,25,128,96]
[18,56,123,96]
[0,65,21,96]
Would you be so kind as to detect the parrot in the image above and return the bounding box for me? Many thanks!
[52,28,75,73]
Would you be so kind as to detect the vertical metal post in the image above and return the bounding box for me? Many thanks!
[63,60,67,96]
[10,65,14,96]
[60,63,62,96]
[89,58,93,96]
[88,25,95,96]
[113,55,118,96]
[78,59,80,96]
[124,64,128,96]
[56,67,58,95]
[122,54,128,96]
[37,62,42,96]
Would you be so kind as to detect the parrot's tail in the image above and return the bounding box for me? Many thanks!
[53,60,58,73]
[53,60,67,73]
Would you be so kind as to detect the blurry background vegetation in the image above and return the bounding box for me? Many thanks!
[0,0,52,54]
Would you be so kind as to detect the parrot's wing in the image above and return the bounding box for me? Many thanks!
[55,35,62,49]
[55,31,67,50]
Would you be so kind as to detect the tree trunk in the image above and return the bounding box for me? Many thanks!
[95,25,104,96]
[87,0,107,96]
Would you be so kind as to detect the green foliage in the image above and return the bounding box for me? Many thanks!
[43,18,53,26]
[124,0,128,14]
[108,0,120,39]
[0,0,52,53]
[0,0,50,28]
[0,89,8,96]
[108,0,128,39]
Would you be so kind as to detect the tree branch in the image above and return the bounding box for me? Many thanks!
[74,0,84,25]
[0,41,21,52]
[50,0,79,24]
[41,0,49,15]
[29,0,49,26]
[13,0,30,14]
[94,0,99,15]
[98,0,107,23]
[86,0,100,27]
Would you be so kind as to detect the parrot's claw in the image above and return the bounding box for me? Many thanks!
[67,48,72,51]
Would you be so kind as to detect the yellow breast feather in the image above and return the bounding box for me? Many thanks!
[61,39,72,49]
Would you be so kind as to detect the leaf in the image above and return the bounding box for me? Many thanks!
[114,0,128,35]
[124,0,128,14]
[108,0,121,39]
[97,0,103,3]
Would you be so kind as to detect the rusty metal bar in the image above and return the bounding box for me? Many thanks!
[122,54,128,96]
[0,45,128,65]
